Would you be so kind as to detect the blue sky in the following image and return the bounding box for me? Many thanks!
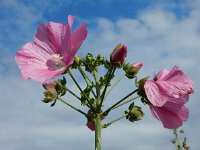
[0,0,200,150]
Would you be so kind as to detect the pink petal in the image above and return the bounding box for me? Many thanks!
[15,43,65,83]
[132,62,143,69]
[156,80,193,98]
[156,69,170,80]
[144,80,168,107]
[150,104,183,129]
[70,23,88,57]
[164,101,189,121]
[162,66,194,90]
[168,95,189,104]
[68,15,75,30]
[34,22,70,55]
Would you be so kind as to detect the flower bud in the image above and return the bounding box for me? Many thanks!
[128,106,144,122]
[86,120,95,131]
[110,44,127,68]
[137,77,149,97]
[123,62,143,79]
[43,82,58,103]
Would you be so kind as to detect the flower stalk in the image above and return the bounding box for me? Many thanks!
[15,14,194,150]
[58,97,88,117]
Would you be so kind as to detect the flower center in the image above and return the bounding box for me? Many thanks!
[51,54,64,66]
[46,54,66,70]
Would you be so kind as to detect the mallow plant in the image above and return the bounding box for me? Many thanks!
[15,15,194,150]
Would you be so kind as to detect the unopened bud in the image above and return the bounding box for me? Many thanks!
[43,82,58,103]
[110,44,127,68]
[124,62,143,79]
[86,120,95,131]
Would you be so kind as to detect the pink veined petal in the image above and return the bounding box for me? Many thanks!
[162,66,194,90]
[168,95,189,104]
[144,80,168,107]
[34,22,69,55]
[163,101,189,122]
[70,23,88,57]
[47,22,69,54]
[161,66,179,81]
[34,24,57,54]
[150,104,183,129]
[156,81,194,98]
[156,69,170,81]
[15,43,66,83]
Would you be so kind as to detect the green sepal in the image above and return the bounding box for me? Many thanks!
[126,104,144,123]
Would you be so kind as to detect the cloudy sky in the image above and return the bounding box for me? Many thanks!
[0,0,200,150]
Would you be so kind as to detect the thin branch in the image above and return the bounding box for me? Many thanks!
[64,87,82,101]
[78,66,96,98]
[102,114,127,128]
[68,70,96,112]
[99,67,116,109]
[103,89,138,116]
[104,71,126,99]
[58,97,88,117]
[112,95,140,110]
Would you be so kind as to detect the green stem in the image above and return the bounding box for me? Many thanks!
[64,87,82,101]
[105,72,126,98]
[68,70,96,112]
[78,66,93,84]
[173,129,182,150]
[112,95,141,110]
[93,71,100,100]
[99,67,116,109]
[103,89,138,116]
[93,70,102,150]
[78,66,96,98]
[95,113,102,150]
[58,97,87,117]
[102,114,127,128]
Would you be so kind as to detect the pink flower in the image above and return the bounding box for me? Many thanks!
[144,66,194,107]
[143,66,194,128]
[110,43,127,67]
[150,101,189,129]
[15,15,87,83]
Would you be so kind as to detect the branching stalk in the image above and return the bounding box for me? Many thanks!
[103,89,138,115]
[68,70,96,112]
[58,97,87,117]
[104,72,126,99]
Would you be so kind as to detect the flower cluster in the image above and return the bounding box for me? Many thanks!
[15,15,194,149]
